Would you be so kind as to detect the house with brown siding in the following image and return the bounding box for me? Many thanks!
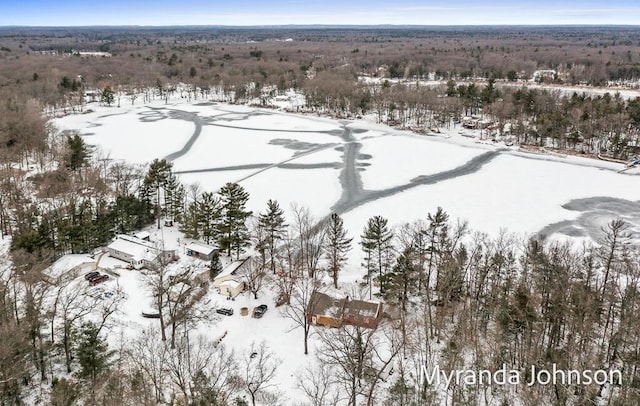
[307,292,346,328]
[307,292,383,329]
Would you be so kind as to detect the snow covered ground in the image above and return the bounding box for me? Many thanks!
[357,134,485,190]
[50,97,640,405]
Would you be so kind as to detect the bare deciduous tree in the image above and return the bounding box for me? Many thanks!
[281,276,320,355]
[291,204,326,279]
[129,327,169,404]
[164,264,211,348]
[316,325,376,406]
[244,258,266,300]
[296,362,342,406]
[242,341,280,406]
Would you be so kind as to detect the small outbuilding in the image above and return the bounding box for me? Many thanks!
[134,231,150,241]
[218,279,245,298]
[186,241,219,261]
[212,258,252,297]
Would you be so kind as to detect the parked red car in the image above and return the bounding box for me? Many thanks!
[89,274,109,286]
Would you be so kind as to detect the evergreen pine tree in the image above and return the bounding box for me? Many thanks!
[101,86,115,106]
[76,322,112,382]
[324,213,352,288]
[198,192,222,244]
[180,199,201,239]
[142,159,173,229]
[210,250,223,279]
[163,173,184,225]
[65,133,90,172]
[258,199,287,274]
[361,215,394,296]
[424,207,452,300]
[218,182,252,259]
[386,248,418,312]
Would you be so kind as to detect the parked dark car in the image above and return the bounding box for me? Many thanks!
[253,304,268,318]
[89,274,109,286]
[87,273,103,282]
[216,308,234,316]
[84,271,100,281]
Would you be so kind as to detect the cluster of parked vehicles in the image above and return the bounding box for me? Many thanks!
[215,304,269,318]
[84,271,109,286]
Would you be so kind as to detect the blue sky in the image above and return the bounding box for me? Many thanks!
[2,1,640,26]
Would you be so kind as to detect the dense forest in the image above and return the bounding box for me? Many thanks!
[1,26,640,405]
[2,27,640,160]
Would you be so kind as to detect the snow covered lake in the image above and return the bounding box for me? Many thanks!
[53,100,640,263]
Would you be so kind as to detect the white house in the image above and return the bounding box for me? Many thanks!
[213,258,253,297]
[107,234,176,270]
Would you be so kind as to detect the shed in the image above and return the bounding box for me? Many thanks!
[134,231,150,241]
[219,279,245,298]
[213,258,252,296]
[186,241,218,261]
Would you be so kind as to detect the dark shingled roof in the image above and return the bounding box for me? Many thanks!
[309,291,346,319]
[343,299,381,319]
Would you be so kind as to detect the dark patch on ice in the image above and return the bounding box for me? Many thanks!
[269,138,326,151]
[539,197,640,240]
[139,110,167,122]
[335,146,345,152]
[81,133,95,136]
[194,102,216,106]
[98,111,128,119]
[352,128,368,134]
[358,154,372,160]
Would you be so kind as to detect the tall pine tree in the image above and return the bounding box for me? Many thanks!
[258,199,287,274]
[324,213,352,288]
[65,133,90,172]
[76,322,112,383]
[163,173,184,225]
[210,250,223,279]
[218,182,252,259]
[361,215,394,297]
[142,159,173,229]
[198,192,222,244]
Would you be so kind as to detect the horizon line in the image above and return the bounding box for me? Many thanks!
[2,23,640,29]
